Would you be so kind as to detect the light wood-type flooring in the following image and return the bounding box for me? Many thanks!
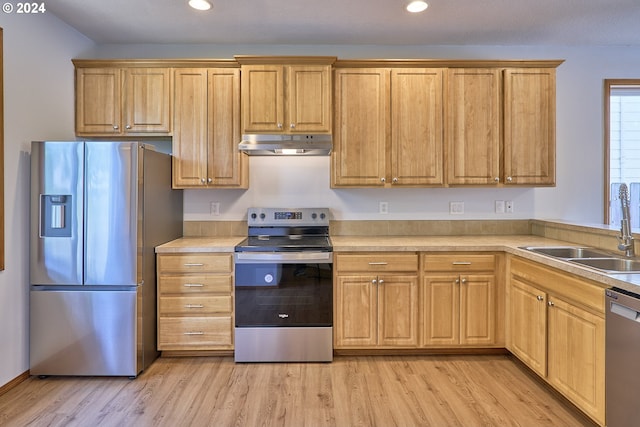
[0,354,597,427]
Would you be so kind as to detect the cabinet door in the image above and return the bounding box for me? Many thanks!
[208,68,247,188]
[390,69,443,186]
[421,274,459,346]
[446,69,501,185]
[76,68,121,135]
[547,297,605,425]
[123,68,171,133]
[287,65,331,133]
[378,275,419,347]
[508,277,547,377]
[503,68,556,185]
[332,69,389,187]
[241,65,284,133]
[335,276,377,347]
[172,68,208,188]
[460,274,495,345]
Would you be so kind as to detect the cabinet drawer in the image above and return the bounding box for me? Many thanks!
[336,253,418,272]
[159,295,232,315]
[422,254,496,272]
[158,317,233,348]
[157,254,233,273]
[159,275,232,294]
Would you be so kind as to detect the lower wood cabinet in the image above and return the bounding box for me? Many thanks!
[157,253,234,351]
[421,253,502,347]
[334,253,419,348]
[508,256,605,426]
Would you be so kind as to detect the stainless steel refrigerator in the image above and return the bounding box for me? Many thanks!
[29,141,182,377]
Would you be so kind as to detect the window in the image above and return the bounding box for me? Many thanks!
[605,80,640,227]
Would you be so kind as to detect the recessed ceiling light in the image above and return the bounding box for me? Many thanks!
[406,0,428,13]
[189,0,212,11]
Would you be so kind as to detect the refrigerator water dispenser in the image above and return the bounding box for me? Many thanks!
[40,194,71,237]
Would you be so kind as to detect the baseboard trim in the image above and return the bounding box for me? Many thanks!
[0,371,30,397]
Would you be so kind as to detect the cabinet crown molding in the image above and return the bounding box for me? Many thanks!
[234,55,337,65]
[72,58,240,68]
[333,59,564,68]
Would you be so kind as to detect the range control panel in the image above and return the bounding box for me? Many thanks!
[247,207,330,227]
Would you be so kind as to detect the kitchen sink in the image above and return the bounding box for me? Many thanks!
[568,257,640,273]
[521,246,611,259]
[521,245,640,273]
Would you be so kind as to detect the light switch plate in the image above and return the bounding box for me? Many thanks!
[449,201,464,215]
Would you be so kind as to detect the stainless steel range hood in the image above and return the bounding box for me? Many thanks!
[239,134,332,156]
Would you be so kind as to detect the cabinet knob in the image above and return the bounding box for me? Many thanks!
[200,178,206,183]
[372,279,378,285]
[494,177,500,182]
[455,279,460,284]
[277,123,283,129]
[548,301,555,307]
[537,295,544,301]
[113,125,119,130]
[125,125,131,130]
[506,176,513,183]
[378,279,384,285]
[290,123,296,129]
[461,278,467,284]
[207,178,212,183]
[392,177,398,184]
[380,177,386,183]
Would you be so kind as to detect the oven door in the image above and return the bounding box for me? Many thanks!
[234,252,333,327]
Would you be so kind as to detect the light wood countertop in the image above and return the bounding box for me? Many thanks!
[155,234,640,294]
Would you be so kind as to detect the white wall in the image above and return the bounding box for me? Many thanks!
[83,43,640,223]
[0,15,92,387]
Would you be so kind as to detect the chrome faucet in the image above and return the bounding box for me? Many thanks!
[617,183,635,257]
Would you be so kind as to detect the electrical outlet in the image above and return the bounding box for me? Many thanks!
[210,201,220,216]
[495,200,505,214]
[505,200,514,213]
[379,201,389,214]
[449,201,464,215]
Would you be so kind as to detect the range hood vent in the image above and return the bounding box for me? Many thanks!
[239,134,332,156]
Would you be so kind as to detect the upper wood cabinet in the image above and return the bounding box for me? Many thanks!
[445,68,501,185]
[503,68,556,185]
[74,64,172,136]
[236,56,335,134]
[172,67,247,189]
[332,67,443,187]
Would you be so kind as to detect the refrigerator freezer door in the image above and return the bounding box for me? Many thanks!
[84,142,140,286]
[30,141,84,286]
[29,289,139,376]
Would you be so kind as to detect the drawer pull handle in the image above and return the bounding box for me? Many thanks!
[184,283,204,287]
[452,261,472,265]
[185,304,204,309]
[184,331,205,335]
[368,262,388,266]
[184,263,205,267]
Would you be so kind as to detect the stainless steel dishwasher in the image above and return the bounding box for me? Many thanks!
[606,287,640,427]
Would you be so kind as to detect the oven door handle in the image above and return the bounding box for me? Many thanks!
[235,252,333,264]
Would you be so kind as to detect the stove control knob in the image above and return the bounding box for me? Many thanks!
[260,213,266,220]
[320,213,326,219]
[311,213,318,220]
[250,213,257,219]
[264,274,274,284]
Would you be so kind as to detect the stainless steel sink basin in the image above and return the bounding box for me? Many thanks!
[568,258,640,273]
[521,245,640,273]
[521,246,612,259]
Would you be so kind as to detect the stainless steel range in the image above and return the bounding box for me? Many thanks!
[234,207,333,362]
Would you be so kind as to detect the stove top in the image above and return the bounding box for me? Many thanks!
[235,207,332,253]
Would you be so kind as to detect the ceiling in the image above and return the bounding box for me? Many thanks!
[47,0,640,46]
